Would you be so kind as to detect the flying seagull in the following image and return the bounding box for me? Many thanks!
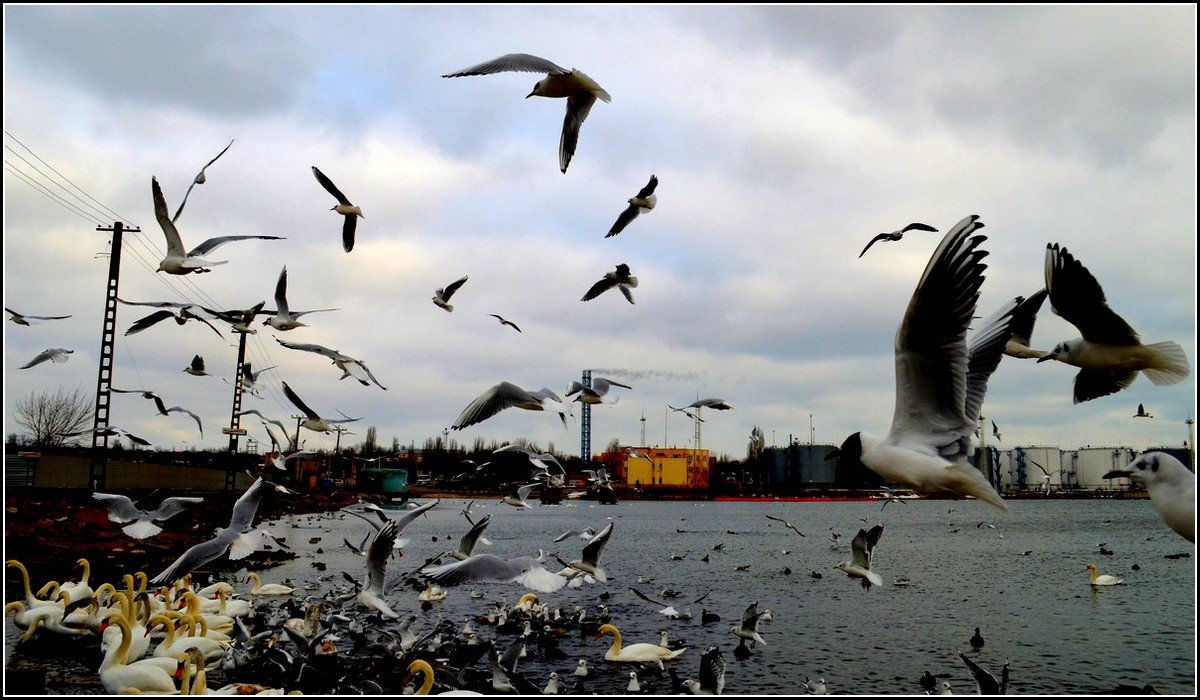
[273,338,386,390]
[828,216,1013,511]
[91,493,206,539]
[172,138,234,222]
[671,398,733,412]
[1134,403,1153,418]
[182,354,211,377]
[149,477,267,585]
[433,276,469,312]
[565,377,631,405]
[1028,459,1053,496]
[282,382,361,434]
[729,601,771,648]
[1104,451,1195,543]
[19,348,73,369]
[151,176,283,274]
[991,420,1002,442]
[6,308,71,326]
[442,53,611,173]
[858,222,939,258]
[311,166,363,253]
[607,175,658,238]
[764,514,806,537]
[357,520,400,619]
[834,524,885,589]
[582,264,637,304]
[682,645,726,696]
[451,381,556,430]
[66,425,153,448]
[119,300,224,338]
[263,266,339,331]
[1003,289,1049,359]
[421,551,568,593]
[150,394,204,438]
[1038,243,1190,403]
[489,314,522,333]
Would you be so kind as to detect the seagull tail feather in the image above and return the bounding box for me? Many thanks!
[1141,341,1190,386]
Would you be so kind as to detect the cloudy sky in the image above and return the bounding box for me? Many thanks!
[3,6,1196,460]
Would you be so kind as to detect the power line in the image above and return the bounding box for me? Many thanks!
[5,132,132,223]
[4,161,108,225]
[3,145,117,224]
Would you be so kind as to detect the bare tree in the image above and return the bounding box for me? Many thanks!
[361,425,378,456]
[14,387,92,448]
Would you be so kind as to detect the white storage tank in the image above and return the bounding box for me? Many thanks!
[1008,447,1066,489]
[1073,446,1137,488]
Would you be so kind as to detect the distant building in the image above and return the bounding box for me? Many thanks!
[761,444,839,486]
[602,447,712,489]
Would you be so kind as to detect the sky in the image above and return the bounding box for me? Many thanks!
[3,6,1196,461]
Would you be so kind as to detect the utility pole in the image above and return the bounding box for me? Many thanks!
[579,370,592,465]
[293,415,304,453]
[639,409,646,447]
[809,413,814,446]
[1187,416,1196,470]
[221,331,251,490]
[89,221,139,491]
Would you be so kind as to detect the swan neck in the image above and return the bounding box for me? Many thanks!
[7,560,33,601]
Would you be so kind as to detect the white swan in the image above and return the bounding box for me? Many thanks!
[595,623,686,670]
[100,617,179,694]
[58,558,94,604]
[215,587,252,617]
[6,560,63,609]
[246,572,294,596]
[149,613,229,661]
[418,582,448,602]
[1084,563,1123,586]
[408,659,483,696]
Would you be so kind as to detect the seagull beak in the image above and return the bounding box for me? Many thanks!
[525,90,536,99]
[1101,470,1132,479]
[1035,355,1054,363]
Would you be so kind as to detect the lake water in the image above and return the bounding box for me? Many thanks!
[5,498,1196,694]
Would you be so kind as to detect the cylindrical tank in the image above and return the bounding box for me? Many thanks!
[1074,447,1137,488]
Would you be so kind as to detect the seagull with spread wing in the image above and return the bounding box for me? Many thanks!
[582,264,637,304]
[858,222,939,258]
[149,394,204,438]
[149,477,267,585]
[442,53,610,174]
[312,166,363,253]
[172,139,234,222]
[607,175,658,238]
[262,266,339,331]
[282,382,361,434]
[433,275,469,312]
[92,493,205,539]
[764,514,805,537]
[6,308,71,326]
[835,524,885,589]
[19,348,73,369]
[274,338,387,390]
[151,176,283,274]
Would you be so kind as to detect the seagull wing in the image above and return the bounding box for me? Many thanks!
[1045,243,1139,344]
[149,529,238,586]
[226,477,267,534]
[422,553,524,586]
[858,233,893,258]
[618,283,636,304]
[560,93,597,174]
[901,222,939,233]
[458,515,492,557]
[442,276,469,302]
[1009,288,1048,348]
[963,296,1021,426]
[607,204,641,238]
[282,382,321,420]
[274,338,349,361]
[342,213,357,253]
[92,493,145,523]
[635,174,659,199]
[888,215,988,451]
[441,53,569,78]
[126,310,176,336]
[516,483,540,502]
[20,349,60,369]
[148,497,206,522]
[365,520,398,592]
[630,587,667,607]
[958,652,999,695]
[580,522,614,568]
[699,646,725,695]
[1074,368,1139,404]
[452,382,543,430]
[187,235,284,258]
[393,499,439,536]
[273,267,290,316]
[311,166,352,206]
[173,138,235,222]
[164,407,204,438]
[152,177,186,256]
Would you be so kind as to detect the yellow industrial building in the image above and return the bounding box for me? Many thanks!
[620,447,712,489]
